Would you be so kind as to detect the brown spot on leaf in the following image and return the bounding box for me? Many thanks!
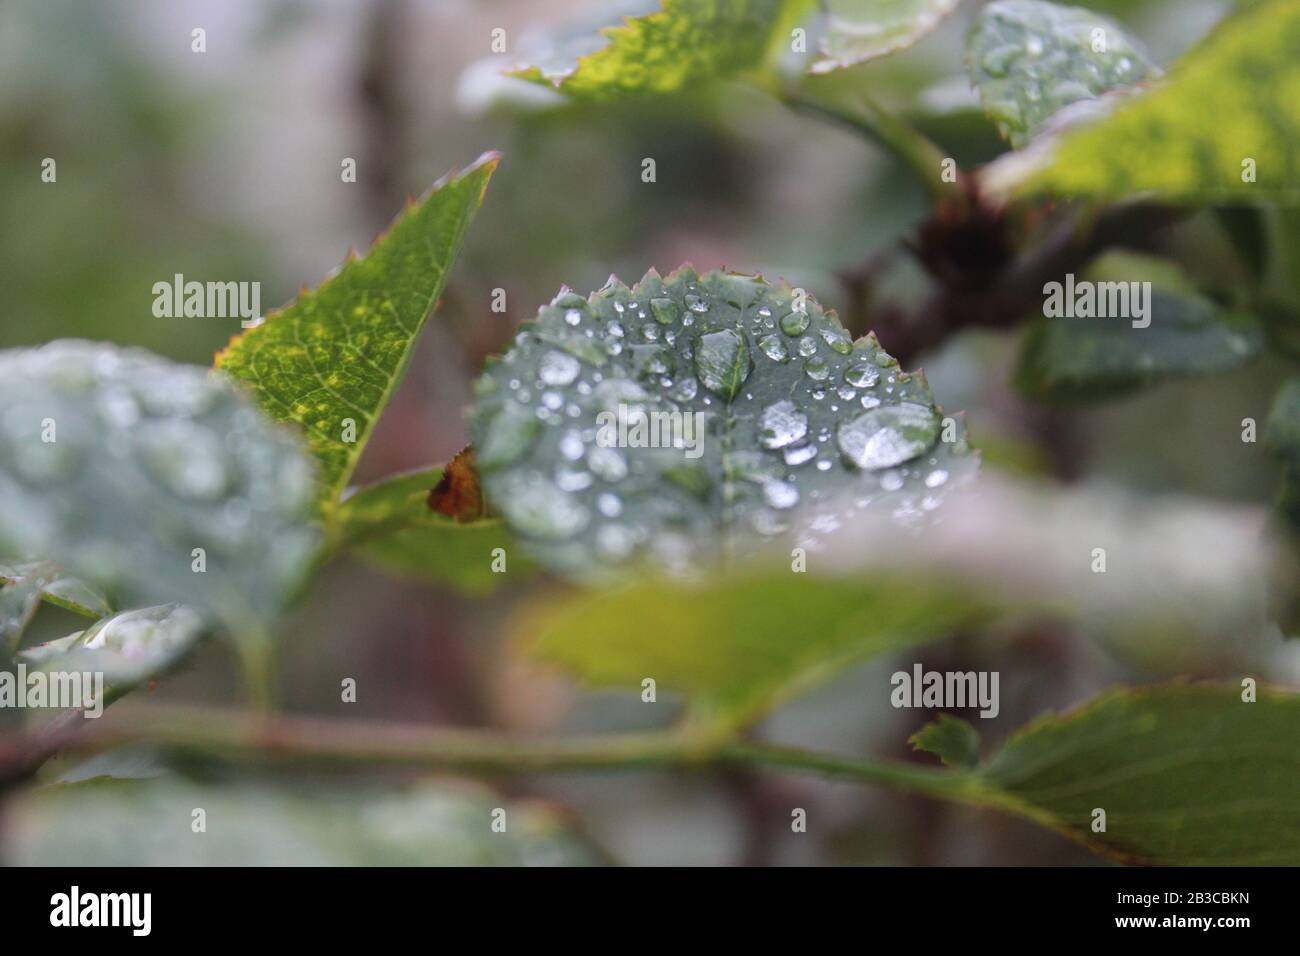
[427,447,485,521]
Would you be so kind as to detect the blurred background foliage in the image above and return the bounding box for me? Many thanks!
[1,0,1296,865]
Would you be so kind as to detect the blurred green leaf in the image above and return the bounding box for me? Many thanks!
[1265,377,1300,474]
[510,0,810,99]
[215,155,498,518]
[519,474,1273,717]
[909,713,981,768]
[39,576,113,619]
[1266,424,1300,636]
[966,0,1158,148]
[1014,278,1263,404]
[3,777,600,866]
[0,341,319,635]
[974,683,1300,865]
[1275,208,1300,297]
[337,467,526,595]
[1257,209,1300,356]
[808,0,962,74]
[0,562,58,654]
[1264,377,1300,573]
[0,561,114,620]
[471,267,974,577]
[1214,206,1270,282]
[1019,0,1300,203]
[522,571,991,730]
[18,604,206,707]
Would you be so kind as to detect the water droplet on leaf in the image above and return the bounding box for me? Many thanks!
[538,350,581,386]
[694,329,751,400]
[758,334,789,362]
[650,298,677,325]
[836,402,940,471]
[780,312,809,336]
[758,400,808,450]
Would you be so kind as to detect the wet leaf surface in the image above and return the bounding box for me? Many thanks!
[0,340,319,632]
[471,267,975,577]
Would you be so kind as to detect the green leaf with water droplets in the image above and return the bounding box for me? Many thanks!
[215,154,497,518]
[909,713,981,768]
[966,0,1159,149]
[18,604,206,707]
[1014,271,1263,404]
[808,0,963,74]
[0,340,320,635]
[521,570,990,729]
[1016,0,1300,203]
[967,683,1300,865]
[503,0,959,95]
[336,467,527,595]
[470,267,975,577]
[510,0,811,99]
[460,0,662,112]
[3,777,600,866]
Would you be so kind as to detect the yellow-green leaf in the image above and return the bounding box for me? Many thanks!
[521,571,990,731]
[510,0,810,99]
[503,0,957,95]
[1020,0,1300,203]
[216,154,498,518]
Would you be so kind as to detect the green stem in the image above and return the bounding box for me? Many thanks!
[782,91,954,206]
[723,741,983,803]
[232,625,277,715]
[4,706,1070,834]
[727,741,1064,834]
[25,706,1006,811]
[61,707,712,773]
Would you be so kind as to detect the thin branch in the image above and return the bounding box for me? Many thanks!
[1,706,713,779]
[724,742,1059,833]
[0,706,988,807]
[0,707,1078,846]
[722,741,982,803]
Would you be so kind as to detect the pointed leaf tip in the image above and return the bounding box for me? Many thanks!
[215,157,498,516]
